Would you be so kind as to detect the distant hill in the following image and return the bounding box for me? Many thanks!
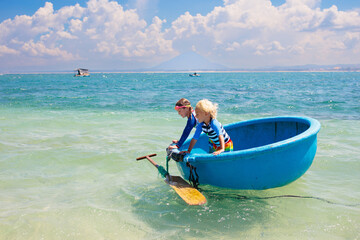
[244,64,360,72]
[151,52,227,71]
[150,52,359,72]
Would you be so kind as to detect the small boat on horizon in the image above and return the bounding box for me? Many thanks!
[74,68,90,77]
[189,72,200,77]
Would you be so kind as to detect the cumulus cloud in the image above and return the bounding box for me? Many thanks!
[166,0,360,67]
[21,40,75,59]
[0,0,360,70]
[0,0,175,70]
[0,45,19,56]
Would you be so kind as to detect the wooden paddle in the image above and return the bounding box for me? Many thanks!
[136,154,207,206]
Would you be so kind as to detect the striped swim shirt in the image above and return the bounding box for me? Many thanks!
[193,118,231,148]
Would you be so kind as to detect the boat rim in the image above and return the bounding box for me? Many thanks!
[183,116,321,163]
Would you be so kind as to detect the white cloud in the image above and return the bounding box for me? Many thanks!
[0,0,176,69]
[84,1,172,58]
[21,40,75,60]
[167,0,360,67]
[0,0,360,70]
[69,19,83,33]
[225,42,241,51]
[0,45,19,56]
[57,31,77,39]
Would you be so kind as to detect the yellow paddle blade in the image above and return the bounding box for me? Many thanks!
[165,176,207,205]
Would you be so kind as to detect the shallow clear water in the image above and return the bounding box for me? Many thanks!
[0,72,359,239]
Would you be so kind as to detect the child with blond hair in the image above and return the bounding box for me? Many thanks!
[181,99,233,155]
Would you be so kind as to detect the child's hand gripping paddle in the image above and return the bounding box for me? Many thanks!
[136,154,207,206]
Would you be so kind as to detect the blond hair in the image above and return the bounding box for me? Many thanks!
[196,99,218,119]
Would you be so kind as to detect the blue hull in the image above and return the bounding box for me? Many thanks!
[176,116,321,189]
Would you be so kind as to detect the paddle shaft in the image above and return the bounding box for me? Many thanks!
[136,153,160,169]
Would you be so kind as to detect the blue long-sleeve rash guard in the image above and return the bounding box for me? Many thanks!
[176,111,197,148]
[193,118,230,147]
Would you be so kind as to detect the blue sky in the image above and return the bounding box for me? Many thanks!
[1,0,359,22]
[1,0,360,71]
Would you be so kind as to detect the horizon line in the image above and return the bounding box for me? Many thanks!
[2,69,360,74]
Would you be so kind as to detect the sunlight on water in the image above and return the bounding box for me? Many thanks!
[0,72,360,239]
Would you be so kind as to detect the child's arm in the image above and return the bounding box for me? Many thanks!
[180,138,197,154]
[175,114,196,148]
[213,135,225,155]
[187,138,197,153]
[179,122,202,154]
[168,140,178,149]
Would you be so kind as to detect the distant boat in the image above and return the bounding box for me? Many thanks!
[74,68,90,77]
[189,72,200,77]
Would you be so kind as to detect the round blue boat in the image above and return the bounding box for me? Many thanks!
[175,116,321,190]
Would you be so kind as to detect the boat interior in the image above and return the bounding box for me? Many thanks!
[185,120,310,153]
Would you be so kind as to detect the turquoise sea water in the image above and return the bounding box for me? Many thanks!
[0,72,359,239]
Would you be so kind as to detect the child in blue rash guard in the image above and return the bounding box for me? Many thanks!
[168,98,197,150]
[181,99,233,156]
